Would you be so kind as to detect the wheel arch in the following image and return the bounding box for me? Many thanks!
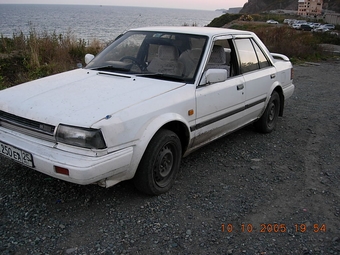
[130,113,191,176]
[273,85,284,116]
[268,81,284,117]
[161,121,190,155]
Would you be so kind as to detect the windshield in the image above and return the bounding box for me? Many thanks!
[85,30,208,82]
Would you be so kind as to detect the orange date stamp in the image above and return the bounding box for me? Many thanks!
[221,223,326,233]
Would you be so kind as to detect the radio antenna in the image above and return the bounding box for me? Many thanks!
[113,13,142,42]
[123,14,142,34]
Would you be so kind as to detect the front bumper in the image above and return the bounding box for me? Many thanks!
[0,127,133,186]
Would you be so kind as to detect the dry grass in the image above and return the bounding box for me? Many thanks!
[0,29,104,89]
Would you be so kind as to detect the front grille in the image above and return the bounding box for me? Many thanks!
[0,110,56,142]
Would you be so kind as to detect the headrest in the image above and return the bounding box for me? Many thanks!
[158,45,179,61]
[208,45,226,64]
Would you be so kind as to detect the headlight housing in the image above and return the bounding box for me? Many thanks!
[56,124,106,149]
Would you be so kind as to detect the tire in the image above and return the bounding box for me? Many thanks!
[133,129,182,195]
[254,91,280,133]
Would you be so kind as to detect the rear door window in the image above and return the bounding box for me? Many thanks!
[235,38,270,74]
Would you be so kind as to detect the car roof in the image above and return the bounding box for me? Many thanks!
[130,26,253,37]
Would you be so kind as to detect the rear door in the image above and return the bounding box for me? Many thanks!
[233,37,276,121]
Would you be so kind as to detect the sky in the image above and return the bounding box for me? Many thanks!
[0,0,248,11]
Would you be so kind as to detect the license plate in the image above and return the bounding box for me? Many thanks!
[0,141,34,168]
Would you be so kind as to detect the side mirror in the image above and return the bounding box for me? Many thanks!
[199,69,228,86]
[85,54,95,65]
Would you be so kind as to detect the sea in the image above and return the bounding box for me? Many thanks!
[0,4,222,43]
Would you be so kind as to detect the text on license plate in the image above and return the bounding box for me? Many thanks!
[0,141,34,168]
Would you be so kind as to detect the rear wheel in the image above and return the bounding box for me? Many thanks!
[255,91,280,133]
[133,129,182,195]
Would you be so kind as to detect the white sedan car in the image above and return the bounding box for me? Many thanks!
[266,20,279,24]
[0,27,294,195]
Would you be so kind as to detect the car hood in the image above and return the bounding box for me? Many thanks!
[0,69,185,127]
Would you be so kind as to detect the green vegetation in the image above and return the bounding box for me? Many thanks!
[207,13,291,27]
[207,13,243,28]
[0,29,103,89]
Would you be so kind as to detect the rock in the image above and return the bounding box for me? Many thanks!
[66,247,77,254]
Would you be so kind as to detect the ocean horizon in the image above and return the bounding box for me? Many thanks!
[0,4,222,42]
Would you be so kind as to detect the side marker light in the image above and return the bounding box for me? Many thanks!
[55,166,69,176]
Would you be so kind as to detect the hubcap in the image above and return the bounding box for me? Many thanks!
[154,144,174,187]
[268,103,276,122]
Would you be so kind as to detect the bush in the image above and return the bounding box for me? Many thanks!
[255,27,323,60]
[313,31,340,45]
[0,29,104,88]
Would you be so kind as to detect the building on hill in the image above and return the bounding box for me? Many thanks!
[297,0,323,17]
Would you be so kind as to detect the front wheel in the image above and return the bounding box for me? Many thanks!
[133,129,182,195]
[254,91,281,133]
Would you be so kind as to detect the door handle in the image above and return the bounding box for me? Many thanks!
[270,74,276,79]
[237,84,244,90]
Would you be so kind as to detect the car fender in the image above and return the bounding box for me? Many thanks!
[129,112,192,175]
[269,80,282,97]
[258,81,283,118]
[270,81,284,114]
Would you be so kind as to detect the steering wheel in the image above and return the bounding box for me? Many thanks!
[120,56,147,71]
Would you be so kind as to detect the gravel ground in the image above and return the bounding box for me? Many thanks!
[1,59,340,255]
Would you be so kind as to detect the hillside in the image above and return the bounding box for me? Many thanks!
[240,0,340,14]
[324,0,340,12]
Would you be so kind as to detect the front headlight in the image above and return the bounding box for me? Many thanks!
[56,124,106,149]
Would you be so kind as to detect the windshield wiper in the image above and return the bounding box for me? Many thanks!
[135,73,186,82]
[93,65,130,72]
